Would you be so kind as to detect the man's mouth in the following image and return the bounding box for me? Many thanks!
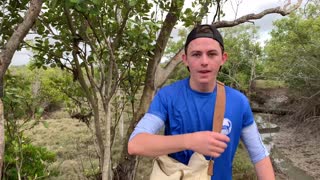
[199,70,211,74]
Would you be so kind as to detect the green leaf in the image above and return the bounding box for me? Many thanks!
[41,121,49,128]
[129,0,137,7]
[92,0,101,5]
[70,0,79,3]
[37,107,45,115]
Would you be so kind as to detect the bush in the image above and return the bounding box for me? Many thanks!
[233,143,256,180]
[2,68,58,179]
[3,136,56,180]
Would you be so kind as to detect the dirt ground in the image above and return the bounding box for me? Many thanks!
[273,119,320,179]
[253,87,320,179]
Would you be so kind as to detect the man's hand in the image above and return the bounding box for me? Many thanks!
[186,131,230,158]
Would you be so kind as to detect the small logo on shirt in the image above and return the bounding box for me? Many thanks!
[221,118,232,135]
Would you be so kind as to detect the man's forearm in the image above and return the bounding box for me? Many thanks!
[254,156,275,180]
[128,133,190,157]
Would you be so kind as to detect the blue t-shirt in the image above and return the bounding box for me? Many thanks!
[147,78,254,180]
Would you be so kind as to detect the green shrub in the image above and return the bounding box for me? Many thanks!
[2,69,58,179]
[3,136,56,180]
[233,143,256,180]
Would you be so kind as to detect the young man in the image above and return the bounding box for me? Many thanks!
[128,24,275,180]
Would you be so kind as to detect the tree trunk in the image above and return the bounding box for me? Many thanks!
[0,100,4,179]
[0,0,43,177]
[248,56,256,96]
[113,155,138,180]
[113,0,184,179]
[102,101,112,180]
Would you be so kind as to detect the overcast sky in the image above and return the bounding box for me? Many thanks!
[221,0,287,41]
[11,0,302,66]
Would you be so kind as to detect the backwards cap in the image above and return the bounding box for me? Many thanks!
[185,24,224,52]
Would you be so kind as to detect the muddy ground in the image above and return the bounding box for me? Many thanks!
[273,119,320,179]
[252,87,320,180]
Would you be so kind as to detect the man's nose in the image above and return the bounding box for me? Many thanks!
[200,55,209,64]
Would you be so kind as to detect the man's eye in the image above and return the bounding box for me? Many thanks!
[192,53,201,57]
[208,53,217,57]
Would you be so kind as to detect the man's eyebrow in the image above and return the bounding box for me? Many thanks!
[190,50,202,54]
[190,49,219,54]
[208,49,219,53]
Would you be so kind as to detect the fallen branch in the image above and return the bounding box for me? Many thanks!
[252,107,294,115]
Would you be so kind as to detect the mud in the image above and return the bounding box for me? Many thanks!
[273,120,320,179]
[254,87,320,180]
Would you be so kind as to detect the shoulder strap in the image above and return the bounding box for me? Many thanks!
[208,81,226,176]
[212,81,226,133]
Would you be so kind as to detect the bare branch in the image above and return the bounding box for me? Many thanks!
[113,6,132,50]
[213,0,303,28]
[212,0,221,23]
[232,0,243,20]
[284,0,303,12]
[283,0,292,10]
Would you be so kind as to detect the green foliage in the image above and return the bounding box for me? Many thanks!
[219,24,262,91]
[0,0,30,48]
[3,70,34,120]
[4,66,73,115]
[165,63,189,85]
[2,68,57,179]
[36,68,70,108]
[253,80,286,89]
[162,27,189,85]
[180,0,222,26]
[3,136,56,180]
[232,143,256,180]
[164,28,188,60]
[264,3,320,96]
[45,68,90,114]
[29,1,165,110]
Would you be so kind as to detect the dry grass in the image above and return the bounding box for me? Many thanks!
[25,117,99,180]
[254,80,286,89]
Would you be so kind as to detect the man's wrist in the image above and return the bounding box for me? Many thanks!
[183,133,193,151]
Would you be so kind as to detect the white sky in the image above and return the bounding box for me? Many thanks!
[221,0,286,43]
[11,0,303,66]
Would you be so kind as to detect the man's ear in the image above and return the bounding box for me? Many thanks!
[221,52,228,65]
[182,53,188,66]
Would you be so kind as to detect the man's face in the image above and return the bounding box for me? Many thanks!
[182,37,228,91]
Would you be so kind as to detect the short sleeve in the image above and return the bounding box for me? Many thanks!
[147,89,168,122]
[242,97,254,128]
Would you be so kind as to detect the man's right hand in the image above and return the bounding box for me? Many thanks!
[185,131,230,158]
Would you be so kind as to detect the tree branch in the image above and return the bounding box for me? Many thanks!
[155,48,184,88]
[0,0,43,177]
[213,0,303,27]
[212,0,221,23]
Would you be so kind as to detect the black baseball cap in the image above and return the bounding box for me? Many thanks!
[185,24,224,52]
